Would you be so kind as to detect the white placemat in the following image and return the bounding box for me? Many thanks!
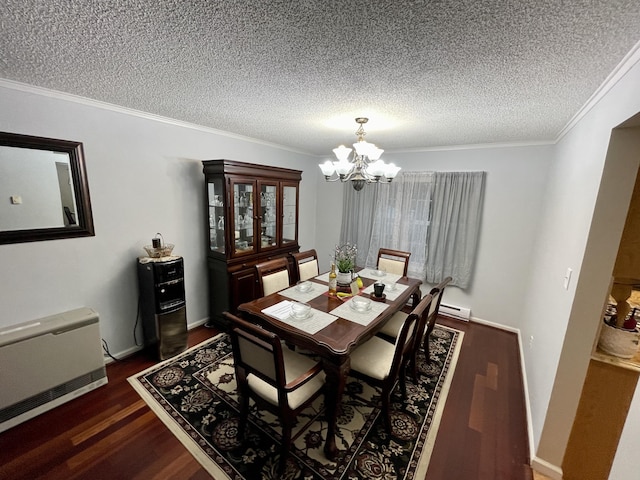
[357,267,402,283]
[279,283,325,303]
[362,283,408,302]
[329,298,390,326]
[314,272,330,283]
[261,300,337,334]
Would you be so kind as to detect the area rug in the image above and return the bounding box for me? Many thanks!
[128,324,463,479]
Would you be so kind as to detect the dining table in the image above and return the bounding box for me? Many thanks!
[237,267,422,461]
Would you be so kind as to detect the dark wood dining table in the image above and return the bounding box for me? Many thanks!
[237,269,422,460]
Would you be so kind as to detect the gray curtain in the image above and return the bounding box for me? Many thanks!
[339,182,379,267]
[365,172,434,277]
[425,171,485,288]
[339,171,485,289]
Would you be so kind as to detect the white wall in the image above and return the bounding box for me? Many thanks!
[610,383,640,479]
[526,54,640,475]
[0,84,319,357]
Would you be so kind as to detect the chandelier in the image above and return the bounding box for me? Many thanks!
[319,117,401,191]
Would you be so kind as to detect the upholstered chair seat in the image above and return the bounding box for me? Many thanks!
[247,347,325,409]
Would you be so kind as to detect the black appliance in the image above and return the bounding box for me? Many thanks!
[137,256,187,360]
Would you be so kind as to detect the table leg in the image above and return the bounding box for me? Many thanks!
[322,356,350,461]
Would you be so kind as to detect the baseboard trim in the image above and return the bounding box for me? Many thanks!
[469,315,520,334]
[532,456,563,479]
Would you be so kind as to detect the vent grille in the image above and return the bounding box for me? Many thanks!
[440,303,471,321]
[0,367,106,424]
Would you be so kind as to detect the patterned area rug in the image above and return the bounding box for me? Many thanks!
[128,324,463,479]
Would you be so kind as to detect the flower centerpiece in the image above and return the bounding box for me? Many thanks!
[335,243,357,285]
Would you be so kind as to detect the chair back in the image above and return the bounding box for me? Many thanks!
[255,257,290,296]
[377,248,411,276]
[292,249,319,281]
[388,293,433,382]
[228,314,285,389]
[426,276,452,333]
[225,312,325,473]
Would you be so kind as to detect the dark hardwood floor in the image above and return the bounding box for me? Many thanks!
[0,317,532,479]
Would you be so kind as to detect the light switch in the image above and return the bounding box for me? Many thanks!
[563,268,572,290]
[10,195,22,205]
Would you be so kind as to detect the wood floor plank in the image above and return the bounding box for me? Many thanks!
[469,373,487,432]
[66,410,158,470]
[70,399,146,445]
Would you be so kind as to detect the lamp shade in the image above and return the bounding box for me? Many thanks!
[332,145,352,161]
[334,160,353,176]
[319,160,336,176]
[384,163,401,179]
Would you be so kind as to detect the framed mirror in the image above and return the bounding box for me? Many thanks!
[0,132,95,244]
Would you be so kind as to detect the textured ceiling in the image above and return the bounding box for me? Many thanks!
[1,1,640,156]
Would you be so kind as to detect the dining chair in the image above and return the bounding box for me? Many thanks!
[291,249,319,282]
[377,248,411,276]
[421,276,452,364]
[348,293,432,431]
[255,257,290,296]
[377,276,452,377]
[225,312,326,472]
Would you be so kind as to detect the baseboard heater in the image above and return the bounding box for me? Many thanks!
[440,303,471,321]
[0,307,108,433]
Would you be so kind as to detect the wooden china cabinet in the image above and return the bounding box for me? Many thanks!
[203,160,301,329]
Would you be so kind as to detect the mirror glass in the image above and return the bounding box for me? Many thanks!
[0,132,95,244]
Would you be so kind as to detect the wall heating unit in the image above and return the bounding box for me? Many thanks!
[439,303,471,321]
[0,307,108,433]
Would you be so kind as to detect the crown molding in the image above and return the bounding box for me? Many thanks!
[556,39,640,142]
[0,78,309,155]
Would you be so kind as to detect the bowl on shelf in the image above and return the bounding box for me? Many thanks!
[144,243,175,258]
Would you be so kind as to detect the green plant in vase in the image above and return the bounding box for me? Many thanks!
[335,243,357,285]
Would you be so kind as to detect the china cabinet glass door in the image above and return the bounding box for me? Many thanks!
[232,180,256,256]
[207,177,225,254]
[282,184,298,246]
[259,182,278,250]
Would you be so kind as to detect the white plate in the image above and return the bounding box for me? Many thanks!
[349,301,372,313]
[371,269,386,277]
[289,311,313,321]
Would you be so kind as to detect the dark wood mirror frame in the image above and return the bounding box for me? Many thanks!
[0,132,95,244]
